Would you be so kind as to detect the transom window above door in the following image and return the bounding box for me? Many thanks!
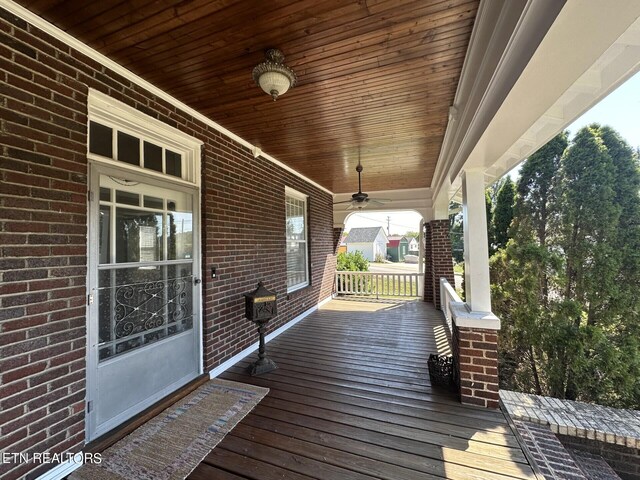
[89,121,184,179]
[87,89,202,186]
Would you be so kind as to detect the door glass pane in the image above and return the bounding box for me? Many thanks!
[144,196,163,210]
[167,194,193,260]
[115,208,163,263]
[115,190,140,207]
[99,205,110,264]
[97,264,193,361]
[100,187,111,202]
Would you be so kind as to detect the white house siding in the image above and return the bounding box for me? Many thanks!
[347,243,374,261]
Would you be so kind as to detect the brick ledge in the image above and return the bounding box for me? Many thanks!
[500,390,640,449]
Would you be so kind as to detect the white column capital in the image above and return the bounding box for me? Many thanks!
[432,189,450,220]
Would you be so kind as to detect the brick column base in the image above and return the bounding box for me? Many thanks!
[453,325,499,408]
[423,223,433,303]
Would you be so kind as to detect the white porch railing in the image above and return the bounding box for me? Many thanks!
[440,277,463,333]
[335,272,421,298]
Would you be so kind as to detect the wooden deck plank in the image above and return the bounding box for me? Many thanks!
[197,299,533,479]
[188,461,248,480]
[222,369,507,424]
[231,423,443,480]
[222,371,508,431]
[199,447,315,480]
[220,435,377,480]
[240,415,535,480]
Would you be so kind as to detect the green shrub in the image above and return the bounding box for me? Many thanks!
[337,251,369,272]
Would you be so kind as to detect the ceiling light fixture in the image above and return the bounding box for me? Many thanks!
[252,49,297,101]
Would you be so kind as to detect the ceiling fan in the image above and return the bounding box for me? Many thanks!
[333,160,390,210]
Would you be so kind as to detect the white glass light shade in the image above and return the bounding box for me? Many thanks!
[252,49,297,101]
[258,71,291,100]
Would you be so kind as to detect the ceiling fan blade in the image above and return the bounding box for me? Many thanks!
[333,200,355,205]
[368,198,391,206]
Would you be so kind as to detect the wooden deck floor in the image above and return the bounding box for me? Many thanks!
[188,298,535,480]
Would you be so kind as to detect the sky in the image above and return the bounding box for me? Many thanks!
[345,210,423,235]
[567,70,640,148]
[346,71,640,234]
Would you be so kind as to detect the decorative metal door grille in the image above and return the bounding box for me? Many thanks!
[98,273,193,361]
[96,175,195,362]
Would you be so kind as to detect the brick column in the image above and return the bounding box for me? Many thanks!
[332,226,344,255]
[453,325,499,408]
[423,223,433,303]
[427,219,454,309]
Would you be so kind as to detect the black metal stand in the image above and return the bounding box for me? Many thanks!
[248,322,277,376]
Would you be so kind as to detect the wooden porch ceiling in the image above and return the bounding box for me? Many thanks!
[21,0,479,193]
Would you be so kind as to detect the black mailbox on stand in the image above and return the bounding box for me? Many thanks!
[245,281,277,322]
[244,281,278,375]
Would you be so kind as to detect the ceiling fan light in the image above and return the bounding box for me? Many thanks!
[252,49,297,101]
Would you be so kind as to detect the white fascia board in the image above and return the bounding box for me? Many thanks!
[458,0,640,185]
[439,0,640,198]
[431,0,565,203]
[1,0,332,196]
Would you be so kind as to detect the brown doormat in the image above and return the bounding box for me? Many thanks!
[70,378,268,480]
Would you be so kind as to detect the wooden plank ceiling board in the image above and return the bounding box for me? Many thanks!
[20,0,479,193]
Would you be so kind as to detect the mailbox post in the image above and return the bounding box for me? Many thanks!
[244,281,278,375]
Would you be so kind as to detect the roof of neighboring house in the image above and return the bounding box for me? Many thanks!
[387,236,407,247]
[345,227,386,243]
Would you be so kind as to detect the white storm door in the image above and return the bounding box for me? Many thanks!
[87,167,201,440]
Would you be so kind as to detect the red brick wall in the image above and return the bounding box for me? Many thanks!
[423,223,433,303]
[0,8,335,479]
[424,219,453,308]
[453,326,499,409]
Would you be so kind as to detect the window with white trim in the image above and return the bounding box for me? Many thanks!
[285,188,309,292]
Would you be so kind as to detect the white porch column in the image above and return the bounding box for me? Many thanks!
[462,169,491,313]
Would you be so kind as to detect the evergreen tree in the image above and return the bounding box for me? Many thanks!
[491,177,516,252]
[449,204,464,264]
[492,132,567,395]
[485,190,494,251]
[516,132,568,249]
[493,127,640,407]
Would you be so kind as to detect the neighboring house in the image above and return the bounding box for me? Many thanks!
[408,237,419,254]
[387,236,410,262]
[345,227,388,262]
